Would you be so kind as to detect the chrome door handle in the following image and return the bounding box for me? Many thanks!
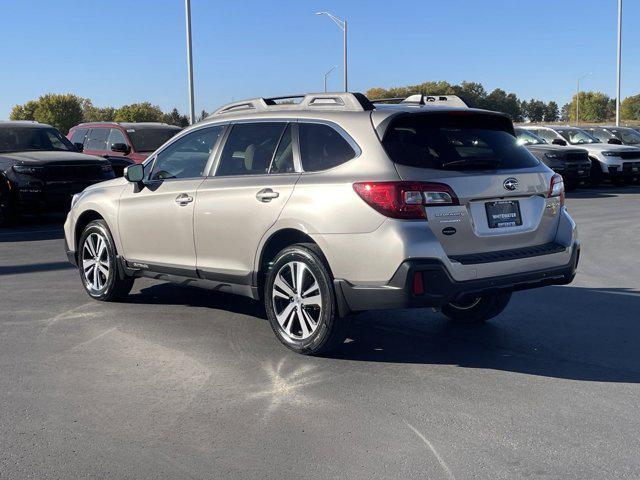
[256,188,279,202]
[175,193,193,205]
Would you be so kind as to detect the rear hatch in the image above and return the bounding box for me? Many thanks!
[381,111,559,256]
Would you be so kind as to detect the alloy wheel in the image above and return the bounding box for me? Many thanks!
[271,261,322,340]
[82,232,110,291]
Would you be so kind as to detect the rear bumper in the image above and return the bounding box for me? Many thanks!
[335,241,580,314]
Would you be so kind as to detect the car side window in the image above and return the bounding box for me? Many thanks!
[216,122,285,176]
[85,128,109,151]
[269,124,295,174]
[149,126,223,181]
[107,128,128,150]
[70,128,88,145]
[299,123,356,172]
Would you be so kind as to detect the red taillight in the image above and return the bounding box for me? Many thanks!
[412,271,424,295]
[352,181,458,220]
[548,173,565,205]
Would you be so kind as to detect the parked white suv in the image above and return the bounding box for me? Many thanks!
[64,93,579,355]
[526,125,640,184]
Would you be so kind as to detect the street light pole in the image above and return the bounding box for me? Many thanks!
[324,65,338,92]
[185,0,195,125]
[616,0,622,126]
[316,12,348,92]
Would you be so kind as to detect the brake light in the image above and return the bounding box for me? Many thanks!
[548,173,565,205]
[352,181,459,219]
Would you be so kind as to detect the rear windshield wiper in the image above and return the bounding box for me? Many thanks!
[441,158,501,169]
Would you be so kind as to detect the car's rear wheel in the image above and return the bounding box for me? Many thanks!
[265,243,346,355]
[78,220,134,301]
[442,291,511,324]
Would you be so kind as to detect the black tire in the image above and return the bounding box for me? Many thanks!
[441,291,512,324]
[0,179,18,227]
[78,219,134,301]
[589,160,604,187]
[264,243,346,355]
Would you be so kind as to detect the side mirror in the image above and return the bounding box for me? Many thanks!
[607,138,623,145]
[111,142,131,154]
[551,138,567,146]
[124,163,144,183]
[74,142,84,152]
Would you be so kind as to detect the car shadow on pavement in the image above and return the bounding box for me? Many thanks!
[0,218,65,243]
[126,282,266,319]
[0,261,74,275]
[566,184,639,199]
[328,285,640,383]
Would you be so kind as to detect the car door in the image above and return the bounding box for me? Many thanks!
[118,125,225,274]
[194,121,300,283]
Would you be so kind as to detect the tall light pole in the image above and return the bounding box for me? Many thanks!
[185,0,195,124]
[324,65,338,92]
[316,12,348,92]
[616,0,623,126]
[576,72,592,125]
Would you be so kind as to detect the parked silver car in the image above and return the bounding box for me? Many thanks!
[64,93,579,354]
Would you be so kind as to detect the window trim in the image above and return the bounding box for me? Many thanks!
[144,122,228,183]
[297,119,361,174]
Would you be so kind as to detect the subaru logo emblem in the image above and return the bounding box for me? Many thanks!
[503,178,518,191]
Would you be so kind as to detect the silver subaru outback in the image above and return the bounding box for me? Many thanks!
[64,93,579,355]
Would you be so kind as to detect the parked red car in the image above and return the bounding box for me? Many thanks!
[67,122,181,175]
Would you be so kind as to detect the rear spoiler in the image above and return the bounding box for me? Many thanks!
[370,94,468,108]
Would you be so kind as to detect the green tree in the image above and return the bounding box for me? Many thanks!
[197,109,210,122]
[114,102,164,122]
[163,107,190,127]
[485,88,523,121]
[560,103,571,122]
[522,99,546,122]
[621,94,640,120]
[569,91,612,122]
[82,99,116,122]
[11,94,84,133]
[544,101,560,122]
[10,100,38,121]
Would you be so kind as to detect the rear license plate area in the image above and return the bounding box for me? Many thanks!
[485,200,522,228]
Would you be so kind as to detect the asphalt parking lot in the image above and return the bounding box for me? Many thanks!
[1,187,639,479]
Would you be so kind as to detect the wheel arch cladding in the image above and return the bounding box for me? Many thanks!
[74,210,105,251]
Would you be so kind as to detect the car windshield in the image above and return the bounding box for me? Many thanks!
[126,127,180,152]
[611,128,640,145]
[556,129,599,144]
[382,112,539,171]
[515,128,546,146]
[589,128,616,142]
[0,126,75,153]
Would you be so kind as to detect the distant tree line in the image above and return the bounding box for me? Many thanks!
[10,87,640,135]
[9,93,205,134]
[367,81,640,124]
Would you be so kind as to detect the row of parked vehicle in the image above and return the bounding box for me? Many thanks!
[1,100,639,227]
[515,124,640,189]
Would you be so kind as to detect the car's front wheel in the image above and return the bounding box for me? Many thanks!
[78,220,134,301]
[441,291,511,324]
[265,244,346,355]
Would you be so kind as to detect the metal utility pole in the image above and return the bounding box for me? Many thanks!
[616,0,623,126]
[185,0,195,124]
[324,65,338,92]
[576,73,592,125]
[316,12,348,92]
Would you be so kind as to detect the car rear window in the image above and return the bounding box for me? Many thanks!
[382,112,539,171]
[127,127,180,152]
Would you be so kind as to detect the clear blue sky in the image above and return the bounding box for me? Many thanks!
[1,0,637,118]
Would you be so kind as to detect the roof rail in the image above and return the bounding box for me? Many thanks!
[211,92,374,117]
[370,94,468,108]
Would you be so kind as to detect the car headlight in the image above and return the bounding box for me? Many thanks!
[71,191,86,209]
[12,165,44,175]
[545,152,564,159]
[602,151,619,157]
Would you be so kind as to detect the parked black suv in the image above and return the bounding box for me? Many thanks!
[0,121,115,225]
[515,127,590,189]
